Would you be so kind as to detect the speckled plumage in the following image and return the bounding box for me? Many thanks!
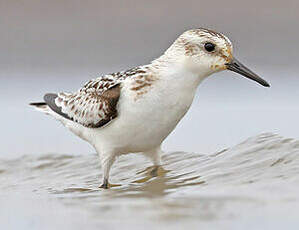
[45,66,155,128]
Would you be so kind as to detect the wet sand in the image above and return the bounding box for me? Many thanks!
[1,133,299,229]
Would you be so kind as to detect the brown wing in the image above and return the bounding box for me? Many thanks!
[43,66,150,128]
[44,83,121,128]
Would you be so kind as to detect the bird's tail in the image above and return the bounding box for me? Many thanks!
[29,102,50,113]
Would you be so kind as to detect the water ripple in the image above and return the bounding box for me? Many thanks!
[1,133,299,229]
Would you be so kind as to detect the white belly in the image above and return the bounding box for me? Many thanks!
[90,75,200,154]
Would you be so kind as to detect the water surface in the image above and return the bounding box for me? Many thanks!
[1,133,299,229]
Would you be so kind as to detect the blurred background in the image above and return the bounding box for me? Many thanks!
[1,1,299,229]
[1,0,298,157]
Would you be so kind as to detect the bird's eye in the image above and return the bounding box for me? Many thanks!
[204,42,216,52]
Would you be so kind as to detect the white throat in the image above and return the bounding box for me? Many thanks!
[150,53,211,92]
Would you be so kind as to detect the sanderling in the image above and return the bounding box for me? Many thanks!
[30,28,270,188]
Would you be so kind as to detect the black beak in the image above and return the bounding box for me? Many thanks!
[225,58,270,87]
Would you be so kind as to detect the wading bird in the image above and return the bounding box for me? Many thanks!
[30,28,270,188]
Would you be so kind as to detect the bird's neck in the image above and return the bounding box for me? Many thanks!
[149,53,210,89]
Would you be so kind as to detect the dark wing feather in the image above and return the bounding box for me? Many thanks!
[44,93,73,121]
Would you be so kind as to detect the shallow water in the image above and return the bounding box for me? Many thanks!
[1,133,299,229]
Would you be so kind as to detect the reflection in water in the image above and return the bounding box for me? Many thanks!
[1,133,299,229]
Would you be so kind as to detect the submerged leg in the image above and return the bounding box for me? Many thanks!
[143,146,162,176]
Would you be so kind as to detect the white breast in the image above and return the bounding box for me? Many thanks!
[91,69,202,154]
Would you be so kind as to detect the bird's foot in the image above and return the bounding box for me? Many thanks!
[99,178,109,189]
[150,166,160,177]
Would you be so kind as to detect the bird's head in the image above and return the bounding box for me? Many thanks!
[163,28,270,87]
